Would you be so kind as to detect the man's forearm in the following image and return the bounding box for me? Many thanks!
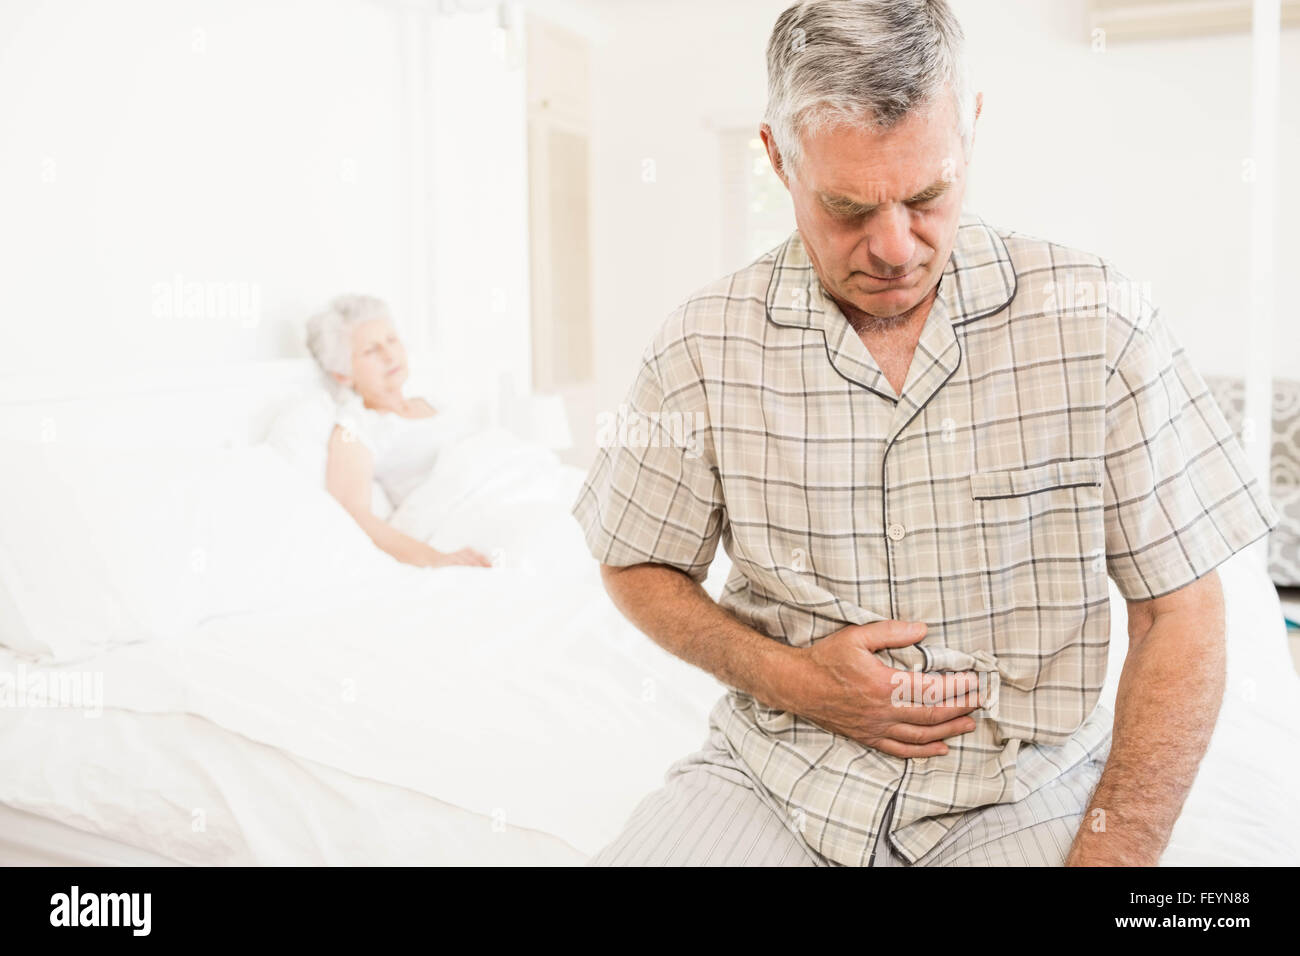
[1066,600,1226,865]
[600,563,804,709]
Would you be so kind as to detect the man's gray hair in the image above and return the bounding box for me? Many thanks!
[305,293,392,378]
[765,0,975,176]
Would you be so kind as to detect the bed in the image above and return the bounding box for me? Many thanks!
[0,360,1296,865]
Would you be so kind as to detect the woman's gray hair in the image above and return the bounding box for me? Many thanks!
[765,0,975,176]
[304,294,392,379]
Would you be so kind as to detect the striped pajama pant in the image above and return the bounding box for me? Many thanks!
[589,724,1110,867]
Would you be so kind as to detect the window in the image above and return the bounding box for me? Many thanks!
[720,128,796,273]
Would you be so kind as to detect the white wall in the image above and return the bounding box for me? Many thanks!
[957,0,1300,382]
[5,0,1293,455]
[574,0,1299,466]
[0,0,530,423]
[423,5,532,421]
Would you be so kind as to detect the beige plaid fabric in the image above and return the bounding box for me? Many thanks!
[571,210,1280,867]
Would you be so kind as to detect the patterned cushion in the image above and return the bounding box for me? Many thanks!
[1203,375,1300,586]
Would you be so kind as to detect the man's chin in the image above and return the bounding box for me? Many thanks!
[836,289,916,322]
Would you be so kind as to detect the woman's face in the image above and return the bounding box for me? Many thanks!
[345,318,409,400]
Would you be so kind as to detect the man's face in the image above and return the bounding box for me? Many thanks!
[763,91,977,325]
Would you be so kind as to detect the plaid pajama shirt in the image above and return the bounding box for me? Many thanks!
[571,210,1280,867]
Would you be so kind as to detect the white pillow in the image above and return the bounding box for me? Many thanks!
[265,389,394,519]
[263,388,334,480]
[0,440,410,661]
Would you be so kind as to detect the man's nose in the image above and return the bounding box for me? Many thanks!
[863,204,916,271]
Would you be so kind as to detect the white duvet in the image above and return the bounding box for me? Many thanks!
[1,425,1297,863]
[40,572,725,856]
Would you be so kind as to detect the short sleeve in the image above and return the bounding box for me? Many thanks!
[1103,294,1280,601]
[333,395,381,457]
[570,347,725,583]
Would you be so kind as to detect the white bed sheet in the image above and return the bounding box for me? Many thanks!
[1105,548,1300,865]
[4,568,727,857]
[0,703,583,866]
[0,804,180,866]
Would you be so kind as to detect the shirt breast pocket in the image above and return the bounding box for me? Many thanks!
[968,458,1106,617]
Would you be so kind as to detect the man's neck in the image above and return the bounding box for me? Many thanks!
[827,282,940,396]
[829,282,939,340]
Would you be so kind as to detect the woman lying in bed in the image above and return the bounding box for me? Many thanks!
[306,294,492,569]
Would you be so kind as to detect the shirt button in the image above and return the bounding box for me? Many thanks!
[887,524,906,541]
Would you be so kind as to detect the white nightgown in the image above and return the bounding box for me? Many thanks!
[333,394,476,508]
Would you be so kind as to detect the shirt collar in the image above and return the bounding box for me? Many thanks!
[764,210,1017,417]
[764,209,1017,333]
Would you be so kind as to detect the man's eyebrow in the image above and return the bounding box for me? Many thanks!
[819,178,952,214]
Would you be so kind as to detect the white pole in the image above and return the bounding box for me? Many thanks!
[1245,0,1279,568]
[396,2,434,358]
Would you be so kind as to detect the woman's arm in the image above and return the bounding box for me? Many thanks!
[324,425,489,568]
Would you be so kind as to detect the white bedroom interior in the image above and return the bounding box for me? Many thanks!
[5,0,1297,461]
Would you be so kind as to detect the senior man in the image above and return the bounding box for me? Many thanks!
[571,0,1278,867]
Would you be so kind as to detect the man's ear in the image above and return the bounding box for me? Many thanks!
[759,123,790,188]
[969,91,983,154]
[331,371,351,388]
